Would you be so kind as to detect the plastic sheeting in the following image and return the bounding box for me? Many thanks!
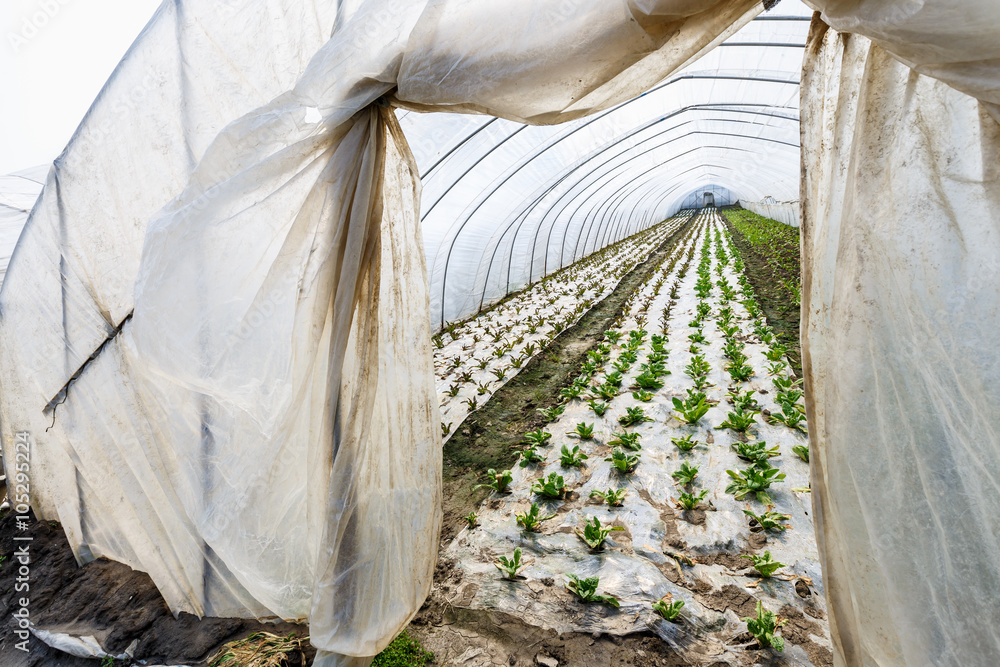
[739,197,799,227]
[398,6,811,326]
[0,1,770,663]
[0,166,45,287]
[800,11,1000,667]
[2,0,997,664]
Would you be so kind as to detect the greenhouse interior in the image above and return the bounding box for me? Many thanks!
[0,1,997,666]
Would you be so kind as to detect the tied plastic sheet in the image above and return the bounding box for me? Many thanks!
[800,16,1000,667]
[0,1,761,663]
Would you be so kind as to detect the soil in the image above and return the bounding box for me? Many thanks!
[718,207,802,378]
[439,218,695,544]
[0,510,314,666]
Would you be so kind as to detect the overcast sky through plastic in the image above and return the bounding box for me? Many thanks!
[0,0,160,175]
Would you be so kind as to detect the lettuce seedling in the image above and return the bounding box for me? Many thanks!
[764,345,787,362]
[767,361,788,376]
[524,429,552,446]
[566,574,619,607]
[518,445,545,468]
[719,323,741,339]
[442,422,453,437]
[776,388,803,405]
[606,447,640,473]
[726,387,760,412]
[652,597,684,622]
[560,385,584,400]
[464,511,478,529]
[587,399,609,417]
[675,489,708,510]
[612,359,632,374]
[572,422,595,439]
[537,404,566,421]
[743,507,791,533]
[476,381,491,396]
[589,488,626,507]
[632,389,654,402]
[767,402,808,432]
[515,502,556,532]
[591,383,618,401]
[688,330,707,344]
[495,547,526,580]
[732,440,780,468]
[772,375,802,392]
[446,384,461,397]
[671,461,700,485]
[609,431,641,451]
[727,361,754,382]
[792,444,809,462]
[725,466,785,505]
[604,330,622,344]
[475,469,513,493]
[741,550,786,578]
[575,516,624,550]
[605,370,624,388]
[633,372,664,391]
[671,434,704,452]
[560,444,588,468]
[722,340,745,360]
[744,600,787,651]
[716,407,758,433]
[462,396,479,411]
[618,406,650,427]
[531,472,567,499]
[672,394,709,425]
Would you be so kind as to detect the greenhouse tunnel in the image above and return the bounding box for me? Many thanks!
[400,5,808,329]
[1,0,998,665]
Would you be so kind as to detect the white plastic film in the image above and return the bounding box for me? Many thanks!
[801,16,1000,667]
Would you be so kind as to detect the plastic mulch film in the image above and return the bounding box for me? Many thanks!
[800,12,1000,667]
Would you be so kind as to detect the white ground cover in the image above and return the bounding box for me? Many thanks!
[443,210,828,665]
[434,212,692,442]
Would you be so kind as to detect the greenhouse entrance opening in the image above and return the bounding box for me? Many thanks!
[702,192,715,207]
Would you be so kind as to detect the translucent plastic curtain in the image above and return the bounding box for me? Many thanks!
[800,7,1000,665]
[0,2,763,665]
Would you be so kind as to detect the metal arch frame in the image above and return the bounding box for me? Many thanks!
[558,132,796,266]
[485,157,748,308]
[461,103,801,314]
[567,152,796,266]
[421,117,500,179]
[423,71,800,225]
[492,148,759,304]
[484,123,792,310]
[569,149,759,261]
[429,61,809,325]
[563,141,799,259]
[538,109,799,270]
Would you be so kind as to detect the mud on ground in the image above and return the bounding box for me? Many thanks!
[0,510,313,666]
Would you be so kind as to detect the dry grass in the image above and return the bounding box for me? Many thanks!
[208,632,308,667]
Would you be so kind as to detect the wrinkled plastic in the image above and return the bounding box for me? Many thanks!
[0,166,45,287]
[0,0,763,662]
[800,16,1000,667]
